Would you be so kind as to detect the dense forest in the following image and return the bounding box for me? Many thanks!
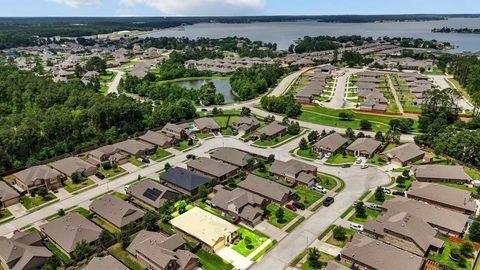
[448,55,480,115]
[0,64,197,172]
[230,64,287,100]
[290,35,374,53]
[432,27,480,34]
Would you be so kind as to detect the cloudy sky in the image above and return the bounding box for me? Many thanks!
[1,0,479,17]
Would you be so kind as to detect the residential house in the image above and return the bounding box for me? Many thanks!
[187,157,238,181]
[50,157,97,178]
[159,167,210,196]
[88,145,128,166]
[379,143,425,166]
[126,179,179,210]
[238,174,293,205]
[113,139,156,158]
[411,165,472,184]
[83,255,129,270]
[40,212,102,255]
[341,234,424,270]
[0,181,20,208]
[256,122,287,139]
[161,123,190,140]
[407,182,477,215]
[211,186,267,227]
[382,197,469,237]
[232,117,260,133]
[325,262,350,270]
[193,118,221,133]
[346,138,382,158]
[13,165,66,194]
[127,230,198,270]
[0,231,52,270]
[269,159,317,186]
[210,148,254,168]
[319,65,337,75]
[90,194,145,229]
[311,132,348,155]
[139,131,175,149]
[170,207,238,252]
[294,86,323,104]
[356,82,378,92]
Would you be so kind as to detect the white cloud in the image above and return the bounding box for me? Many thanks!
[46,0,101,8]
[121,0,266,16]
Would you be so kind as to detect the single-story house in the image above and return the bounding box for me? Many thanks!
[407,181,477,216]
[320,65,337,74]
[83,255,129,270]
[170,207,238,252]
[88,145,128,166]
[346,138,382,158]
[363,211,444,256]
[341,234,424,270]
[139,130,175,149]
[256,122,287,139]
[127,230,198,270]
[126,179,179,210]
[379,143,425,166]
[0,231,52,270]
[40,212,102,255]
[411,165,472,184]
[211,186,267,227]
[193,118,221,133]
[50,157,97,178]
[113,139,156,158]
[210,148,254,168]
[187,157,238,181]
[90,194,145,229]
[232,117,260,133]
[0,181,20,208]
[269,159,317,186]
[382,197,469,237]
[238,174,293,205]
[159,167,210,196]
[13,165,66,194]
[161,123,190,140]
[311,132,348,155]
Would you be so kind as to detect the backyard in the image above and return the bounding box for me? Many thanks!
[45,240,71,264]
[428,237,473,270]
[266,203,298,229]
[232,227,269,257]
[108,243,145,270]
[20,193,57,209]
[92,216,120,234]
[254,134,296,147]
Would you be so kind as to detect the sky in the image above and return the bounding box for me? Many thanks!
[0,0,479,17]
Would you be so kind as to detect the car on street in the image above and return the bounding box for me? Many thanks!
[323,196,335,207]
[95,172,105,179]
[286,204,297,211]
[292,201,305,210]
[350,223,364,232]
[341,164,351,168]
[360,164,369,169]
[311,185,327,194]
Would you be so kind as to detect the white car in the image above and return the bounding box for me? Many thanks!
[324,153,332,158]
[350,223,364,232]
[360,164,369,169]
[124,185,130,191]
[381,187,393,195]
[355,158,363,164]
[311,185,327,194]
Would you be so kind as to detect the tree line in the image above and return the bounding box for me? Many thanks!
[230,64,287,100]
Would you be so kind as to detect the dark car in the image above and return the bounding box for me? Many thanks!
[286,204,297,212]
[95,172,105,180]
[201,108,208,112]
[141,156,150,164]
[292,201,305,210]
[323,196,335,207]
[341,164,351,168]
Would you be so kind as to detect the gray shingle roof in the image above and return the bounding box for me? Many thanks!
[313,132,347,153]
[257,122,286,137]
[381,143,424,163]
[187,157,238,178]
[346,138,382,155]
[210,148,253,167]
[0,231,52,270]
[0,181,19,203]
[90,194,145,228]
[139,131,174,147]
[413,165,472,182]
[408,181,476,212]
[160,167,210,192]
[50,157,97,177]
[14,165,63,187]
[83,255,129,270]
[238,174,293,202]
[126,179,178,209]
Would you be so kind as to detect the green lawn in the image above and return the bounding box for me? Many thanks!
[99,85,108,96]
[108,244,145,270]
[348,208,380,224]
[196,133,214,139]
[20,193,57,209]
[100,71,115,83]
[465,167,480,180]
[428,237,473,270]
[294,185,323,208]
[367,156,387,166]
[317,174,338,190]
[296,147,318,160]
[128,156,145,167]
[47,207,91,221]
[196,249,234,270]
[98,166,126,178]
[251,240,277,261]
[92,216,120,234]
[232,227,269,257]
[326,226,356,247]
[254,134,296,147]
[326,153,356,164]
[63,178,96,193]
[212,116,229,128]
[111,191,129,200]
[174,140,195,151]
[266,203,298,229]
[391,179,412,191]
[301,251,335,270]
[0,208,13,221]
[439,182,477,194]
[366,194,394,205]
[318,225,336,240]
[220,128,234,136]
[149,148,172,161]
[45,240,71,263]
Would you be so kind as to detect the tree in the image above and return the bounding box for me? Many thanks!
[244,236,253,249]
[308,130,319,143]
[36,187,48,199]
[355,202,367,219]
[469,221,480,242]
[345,128,355,140]
[402,170,410,178]
[143,211,159,231]
[241,107,251,116]
[287,122,301,135]
[40,256,60,270]
[360,120,372,130]
[71,171,83,184]
[374,131,384,142]
[260,133,268,141]
[257,159,266,172]
[307,248,321,269]
[374,187,385,202]
[299,138,308,150]
[338,112,353,121]
[333,226,347,241]
[164,162,171,171]
[282,116,290,125]
[98,230,113,248]
[118,231,130,249]
[267,154,275,163]
[275,207,285,223]
[71,240,94,261]
[85,56,107,74]
[460,242,474,258]
[197,185,209,198]
[57,208,65,217]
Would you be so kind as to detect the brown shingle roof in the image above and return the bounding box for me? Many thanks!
[313,132,347,153]
[187,157,238,178]
[83,255,129,270]
[408,182,476,212]
[0,181,19,203]
[194,118,220,131]
[14,165,63,187]
[210,148,253,167]
[238,174,293,202]
[269,159,317,184]
[381,143,424,163]
[346,138,382,155]
[90,194,145,228]
[257,122,286,137]
[413,165,472,182]
[139,131,174,147]
[126,179,178,209]
[0,231,52,270]
[50,157,97,177]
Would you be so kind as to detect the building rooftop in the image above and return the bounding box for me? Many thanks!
[210,148,253,167]
[187,157,238,178]
[50,156,97,177]
[257,121,286,137]
[238,174,293,202]
[0,231,52,270]
[126,179,178,209]
[13,165,63,187]
[408,181,476,212]
[313,132,347,153]
[159,167,210,192]
[90,194,145,228]
[82,255,129,270]
[346,138,382,155]
[413,165,472,182]
[0,181,19,203]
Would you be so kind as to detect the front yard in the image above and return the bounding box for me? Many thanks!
[301,251,335,270]
[149,148,172,161]
[98,166,127,179]
[63,178,96,193]
[254,134,296,147]
[348,208,380,224]
[128,156,145,167]
[232,227,269,257]
[266,203,298,229]
[20,193,57,209]
[326,153,356,164]
[294,185,323,208]
[296,147,318,160]
[317,174,338,190]
[196,249,234,270]
[326,226,356,248]
[366,194,394,205]
[174,140,196,151]
[0,208,13,221]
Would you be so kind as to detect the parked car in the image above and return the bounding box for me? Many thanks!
[311,185,327,194]
[324,153,331,158]
[360,164,369,169]
[355,158,363,164]
[341,164,351,168]
[350,223,364,232]
[205,199,213,207]
[232,130,239,136]
[323,197,335,207]
[95,172,105,179]
[124,185,130,191]
[286,204,297,212]
[201,108,208,112]
[250,135,259,141]
[292,201,305,210]
[365,203,382,212]
[141,156,150,163]
[381,187,393,195]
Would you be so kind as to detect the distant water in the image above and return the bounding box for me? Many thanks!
[140,18,480,53]
[174,78,235,103]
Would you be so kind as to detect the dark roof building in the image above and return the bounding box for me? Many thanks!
[379,143,424,166]
[187,157,238,181]
[139,131,174,149]
[346,138,382,157]
[90,194,145,229]
[311,132,347,154]
[126,179,179,210]
[412,165,472,184]
[232,117,260,133]
[238,174,293,205]
[159,167,210,196]
[0,231,52,270]
[50,157,97,178]
[269,159,317,186]
[256,122,287,138]
[82,255,129,270]
[210,148,253,168]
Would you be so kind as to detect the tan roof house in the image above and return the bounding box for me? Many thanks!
[311,132,347,154]
[90,194,145,229]
[256,122,287,139]
[379,143,424,166]
[139,131,174,149]
[40,212,102,254]
[269,159,317,186]
[113,139,156,158]
[187,157,238,181]
[0,231,52,270]
[82,255,129,270]
[50,157,97,178]
[0,181,20,208]
[88,145,128,165]
[161,123,190,140]
[210,148,253,168]
[407,181,477,215]
[325,262,350,270]
[238,174,293,205]
[346,138,382,158]
[127,230,198,270]
[170,207,238,252]
[412,165,472,184]
[13,165,66,193]
[232,117,260,133]
[193,118,221,133]
[126,179,179,210]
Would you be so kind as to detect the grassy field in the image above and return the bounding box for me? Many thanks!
[0,208,13,221]
[301,251,335,270]
[326,226,356,247]
[326,153,356,164]
[20,193,57,209]
[266,203,298,229]
[254,134,296,147]
[109,244,145,270]
[348,208,380,224]
[465,167,480,180]
[149,148,172,161]
[213,115,240,128]
[98,166,126,178]
[232,227,269,257]
[391,179,412,191]
[367,156,387,166]
[366,194,394,205]
[63,178,96,193]
[196,249,234,270]
[294,185,323,208]
[128,156,145,167]
[174,140,195,151]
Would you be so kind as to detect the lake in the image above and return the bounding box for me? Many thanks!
[174,78,235,103]
[140,18,480,53]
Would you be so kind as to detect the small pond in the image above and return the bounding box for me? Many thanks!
[174,78,235,103]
